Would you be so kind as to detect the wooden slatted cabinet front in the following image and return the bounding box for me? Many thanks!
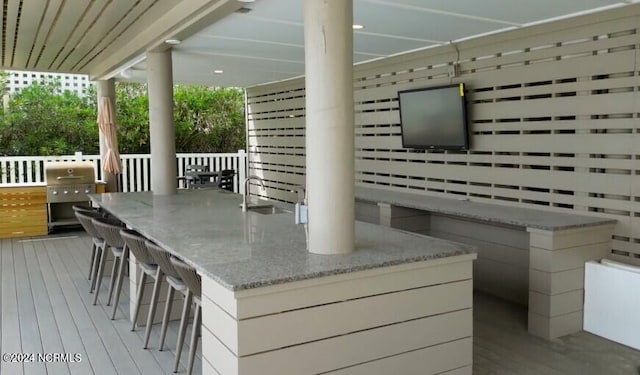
[0,186,47,239]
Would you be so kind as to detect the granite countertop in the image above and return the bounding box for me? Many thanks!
[90,189,475,291]
[356,186,616,231]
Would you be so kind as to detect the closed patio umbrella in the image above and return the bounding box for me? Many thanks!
[97,97,123,176]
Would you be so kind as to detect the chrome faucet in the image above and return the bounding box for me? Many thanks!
[291,185,308,225]
[291,185,309,247]
[242,175,265,212]
[293,185,306,204]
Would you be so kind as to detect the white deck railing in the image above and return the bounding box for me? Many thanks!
[0,151,247,193]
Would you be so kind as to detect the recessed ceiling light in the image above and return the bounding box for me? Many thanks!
[165,39,181,45]
[352,24,365,30]
[213,70,224,74]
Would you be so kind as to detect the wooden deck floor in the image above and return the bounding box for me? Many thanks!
[474,293,640,375]
[1,231,639,374]
[0,231,201,375]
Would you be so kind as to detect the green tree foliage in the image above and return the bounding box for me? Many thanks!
[0,79,246,156]
[0,71,9,97]
[115,82,150,154]
[174,85,245,153]
[0,79,99,155]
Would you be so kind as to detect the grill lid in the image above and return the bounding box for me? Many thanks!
[45,161,96,186]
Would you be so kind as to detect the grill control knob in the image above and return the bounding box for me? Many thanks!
[52,191,58,195]
[63,190,68,195]
[74,190,79,194]
[84,189,90,194]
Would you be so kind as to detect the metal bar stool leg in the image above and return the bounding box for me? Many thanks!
[143,269,164,349]
[186,302,201,375]
[159,286,175,351]
[111,247,129,319]
[173,290,193,373]
[93,245,109,305]
[90,244,104,293]
[88,242,96,280]
[131,272,148,331]
[89,245,98,291]
[106,252,121,306]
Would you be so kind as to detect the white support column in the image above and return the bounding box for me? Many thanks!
[96,79,118,192]
[303,0,355,255]
[147,50,177,195]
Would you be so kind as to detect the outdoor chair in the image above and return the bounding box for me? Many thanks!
[120,229,165,347]
[217,169,235,191]
[91,217,127,308]
[145,241,188,353]
[74,210,106,288]
[170,256,202,375]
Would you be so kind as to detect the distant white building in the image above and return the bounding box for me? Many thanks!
[4,70,91,96]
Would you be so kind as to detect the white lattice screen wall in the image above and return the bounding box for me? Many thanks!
[246,7,640,265]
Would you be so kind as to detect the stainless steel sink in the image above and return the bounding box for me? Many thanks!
[248,205,291,215]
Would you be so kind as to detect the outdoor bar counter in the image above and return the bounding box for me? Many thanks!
[90,189,477,375]
[355,186,616,340]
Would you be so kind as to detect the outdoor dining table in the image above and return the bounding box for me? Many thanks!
[185,170,220,188]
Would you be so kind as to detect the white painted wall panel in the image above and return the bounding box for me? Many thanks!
[247,9,640,263]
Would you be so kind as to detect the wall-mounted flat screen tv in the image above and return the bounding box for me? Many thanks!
[398,83,469,150]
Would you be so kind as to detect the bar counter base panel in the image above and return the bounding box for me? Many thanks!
[200,254,475,375]
[358,187,615,341]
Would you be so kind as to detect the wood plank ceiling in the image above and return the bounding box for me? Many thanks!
[0,0,238,80]
[1,0,174,73]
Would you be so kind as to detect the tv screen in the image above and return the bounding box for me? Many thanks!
[398,83,469,150]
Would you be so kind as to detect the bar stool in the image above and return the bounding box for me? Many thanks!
[170,256,202,375]
[72,204,110,222]
[73,204,101,272]
[91,217,127,307]
[120,230,165,348]
[72,204,96,213]
[145,241,188,352]
[74,210,106,291]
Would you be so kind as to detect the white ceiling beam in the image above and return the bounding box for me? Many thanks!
[357,0,522,26]
[356,30,444,44]
[182,49,304,65]
[90,0,242,81]
[196,34,304,49]
[522,3,633,27]
[234,14,303,27]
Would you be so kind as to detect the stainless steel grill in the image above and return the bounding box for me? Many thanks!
[45,162,97,230]
[47,183,96,203]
